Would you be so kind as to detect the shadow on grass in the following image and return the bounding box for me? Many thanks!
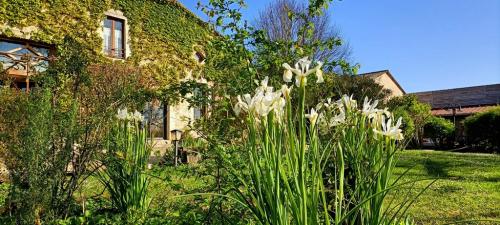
[423,159,449,178]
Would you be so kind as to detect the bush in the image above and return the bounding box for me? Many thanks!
[387,95,432,147]
[424,116,455,149]
[0,88,79,223]
[464,106,500,152]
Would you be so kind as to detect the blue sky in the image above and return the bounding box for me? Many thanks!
[180,0,500,93]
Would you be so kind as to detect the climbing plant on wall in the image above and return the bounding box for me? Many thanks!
[0,0,216,92]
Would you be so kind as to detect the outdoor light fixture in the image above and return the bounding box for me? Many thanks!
[170,129,183,166]
[170,129,183,141]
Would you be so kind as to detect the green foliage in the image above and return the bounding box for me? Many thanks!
[234,80,331,225]
[391,107,415,139]
[0,37,148,223]
[463,106,500,151]
[387,95,432,147]
[0,0,214,90]
[230,58,422,224]
[97,115,151,218]
[305,74,391,108]
[424,116,454,149]
[0,88,79,223]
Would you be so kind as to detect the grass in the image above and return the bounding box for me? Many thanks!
[1,150,498,224]
[390,150,500,224]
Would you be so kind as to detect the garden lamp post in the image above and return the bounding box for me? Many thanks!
[171,129,183,166]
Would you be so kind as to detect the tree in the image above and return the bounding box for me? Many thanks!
[255,0,351,65]
[463,106,500,152]
[303,73,391,109]
[424,116,455,149]
[387,95,432,147]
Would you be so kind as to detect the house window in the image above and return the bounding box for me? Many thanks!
[192,87,207,120]
[103,16,125,59]
[144,102,169,140]
[194,52,205,64]
[0,38,53,90]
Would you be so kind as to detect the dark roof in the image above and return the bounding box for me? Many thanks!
[358,70,406,94]
[412,84,500,109]
[431,105,495,117]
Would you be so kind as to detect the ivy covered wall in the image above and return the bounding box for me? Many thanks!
[0,0,213,85]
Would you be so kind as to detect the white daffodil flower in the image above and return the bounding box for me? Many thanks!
[234,77,286,119]
[117,108,129,120]
[305,108,319,126]
[295,74,307,87]
[297,57,311,74]
[374,117,404,140]
[282,58,324,87]
[283,68,293,83]
[316,69,324,83]
[337,94,357,110]
[132,110,144,122]
[281,84,292,98]
[234,94,250,115]
[362,97,379,118]
[282,62,301,75]
[329,107,346,126]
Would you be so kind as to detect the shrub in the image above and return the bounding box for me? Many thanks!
[387,95,432,147]
[392,107,415,142]
[464,106,500,151]
[0,88,79,223]
[424,116,455,149]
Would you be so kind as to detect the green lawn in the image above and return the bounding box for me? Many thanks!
[1,150,498,224]
[391,150,500,224]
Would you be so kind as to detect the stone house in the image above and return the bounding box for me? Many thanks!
[0,0,212,152]
[360,70,406,98]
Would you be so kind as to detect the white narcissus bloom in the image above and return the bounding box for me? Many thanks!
[282,58,324,87]
[295,74,307,87]
[234,94,250,115]
[297,57,311,72]
[374,117,404,140]
[132,110,144,122]
[283,68,293,83]
[117,108,129,120]
[338,94,357,110]
[316,69,324,83]
[234,77,286,119]
[281,84,292,98]
[329,107,346,126]
[362,97,379,117]
[305,108,319,126]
